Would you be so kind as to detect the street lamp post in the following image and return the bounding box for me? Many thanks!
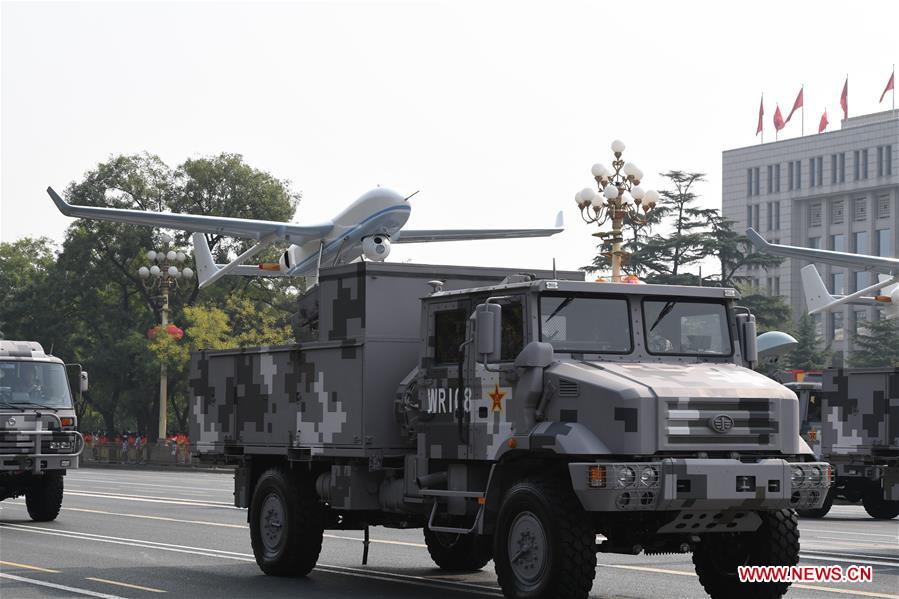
[575,139,660,282]
[137,234,194,443]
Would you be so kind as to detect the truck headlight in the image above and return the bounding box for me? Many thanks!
[617,466,636,487]
[49,441,73,451]
[640,466,658,487]
[791,466,805,487]
[808,466,823,486]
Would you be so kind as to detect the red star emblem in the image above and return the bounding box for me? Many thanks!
[489,383,505,413]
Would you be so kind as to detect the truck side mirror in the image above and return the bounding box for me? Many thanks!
[737,313,758,368]
[80,371,89,392]
[475,303,502,362]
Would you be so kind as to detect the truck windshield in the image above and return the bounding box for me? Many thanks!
[643,299,732,356]
[540,295,632,353]
[0,361,74,408]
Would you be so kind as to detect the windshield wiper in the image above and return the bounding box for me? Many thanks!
[0,401,27,412]
[545,297,574,321]
[11,401,59,412]
[649,300,677,332]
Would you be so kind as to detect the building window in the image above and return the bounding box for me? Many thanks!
[788,162,794,191]
[813,313,823,337]
[838,152,845,182]
[878,195,891,219]
[853,230,869,254]
[774,201,780,230]
[808,237,821,249]
[747,169,752,196]
[877,229,891,257]
[831,154,838,183]
[754,167,760,196]
[831,200,844,224]
[855,270,870,292]
[887,145,893,175]
[766,165,773,194]
[753,204,760,230]
[831,234,845,253]
[809,202,822,227]
[794,161,802,189]
[809,157,816,187]
[853,198,867,222]
[816,156,823,186]
[746,205,752,228]
[774,164,781,192]
[862,149,869,179]
[773,276,781,296]
[878,146,885,177]
[854,310,868,335]
[766,202,773,231]
[854,150,860,180]
[831,311,844,342]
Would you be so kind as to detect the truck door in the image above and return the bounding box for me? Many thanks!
[468,295,525,461]
[419,299,472,461]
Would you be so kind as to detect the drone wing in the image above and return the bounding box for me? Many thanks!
[394,210,564,243]
[47,186,333,243]
[746,227,899,275]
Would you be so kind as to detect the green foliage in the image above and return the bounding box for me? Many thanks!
[737,290,792,334]
[849,317,899,367]
[787,313,831,370]
[0,152,302,435]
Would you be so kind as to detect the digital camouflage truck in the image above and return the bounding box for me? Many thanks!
[190,262,831,599]
[0,340,85,521]
[789,368,899,520]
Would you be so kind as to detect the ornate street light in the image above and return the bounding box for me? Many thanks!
[575,139,660,282]
[137,233,194,443]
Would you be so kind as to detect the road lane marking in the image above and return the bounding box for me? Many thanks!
[0,560,61,573]
[0,573,127,599]
[86,577,166,593]
[67,489,233,504]
[324,533,428,548]
[597,564,899,598]
[63,491,239,509]
[0,524,499,596]
[69,477,228,492]
[803,529,899,540]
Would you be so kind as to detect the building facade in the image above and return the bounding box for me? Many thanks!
[723,109,899,364]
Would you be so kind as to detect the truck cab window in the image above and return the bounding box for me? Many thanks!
[434,309,468,363]
[500,300,524,360]
[539,295,631,353]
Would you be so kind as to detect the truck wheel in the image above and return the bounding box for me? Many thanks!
[249,468,323,576]
[25,472,64,522]
[493,478,595,599]
[423,526,492,571]
[797,487,834,518]
[692,509,798,599]
[862,485,899,519]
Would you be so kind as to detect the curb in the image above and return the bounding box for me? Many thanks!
[79,462,235,475]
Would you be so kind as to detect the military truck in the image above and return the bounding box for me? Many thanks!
[0,340,85,521]
[789,368,899,520]
[190,262,830,599]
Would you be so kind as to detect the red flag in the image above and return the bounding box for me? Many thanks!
[880,71,895,103]
[785,87,803,123]
[840,77,848,119]
[756,95,764,136]
[773,104,785,131]
[818,110,828,133]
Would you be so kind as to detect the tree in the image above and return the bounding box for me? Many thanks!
[737,291,792,333]
[787,313,831,370]
[849,317,899,367]
[706,215,783,287]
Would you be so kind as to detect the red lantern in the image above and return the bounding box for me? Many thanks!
[147,327,157,339]
[166,324,184,339]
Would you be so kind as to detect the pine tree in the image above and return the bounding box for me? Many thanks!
[849,317,899,367]
[787,313,831,370]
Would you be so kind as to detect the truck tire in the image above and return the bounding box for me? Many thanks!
[862,485,899,519]
[25,472,64,522]
[797,487,835,518]
[423,526,492,571]
[249,468,323,576]
[692,509,799,599]
[493,478,595,599]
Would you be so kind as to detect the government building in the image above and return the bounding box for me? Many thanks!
[722,109,899,364]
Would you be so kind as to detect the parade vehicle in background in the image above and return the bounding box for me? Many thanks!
[189,263,830,599]
[789,369,899,519]
[0,340,86,521]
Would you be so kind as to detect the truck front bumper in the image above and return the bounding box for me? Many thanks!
[569,458,832,512]
[0,430,83,474]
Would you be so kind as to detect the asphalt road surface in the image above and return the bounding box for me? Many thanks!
[1,468,897,599]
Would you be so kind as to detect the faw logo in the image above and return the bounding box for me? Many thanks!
[709,414,735,434]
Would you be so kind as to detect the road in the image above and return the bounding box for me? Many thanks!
[0,468,897,599]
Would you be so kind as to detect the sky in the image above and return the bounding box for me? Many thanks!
[2,0,897,276]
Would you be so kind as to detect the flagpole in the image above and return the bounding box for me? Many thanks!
[801,84,805,135]
[761,93,764,144]
[893,64,896,111]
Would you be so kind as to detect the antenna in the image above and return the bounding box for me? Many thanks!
[403,190,420,202]
[552,258,557,280]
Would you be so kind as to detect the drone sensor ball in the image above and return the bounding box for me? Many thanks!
[361,235,391,261]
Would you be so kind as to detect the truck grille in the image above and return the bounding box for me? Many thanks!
[661,398,778,449]
[0,431,34,454]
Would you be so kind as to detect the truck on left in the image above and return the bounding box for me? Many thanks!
[0,340,85,521]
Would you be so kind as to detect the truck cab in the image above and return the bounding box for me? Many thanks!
[0,340,85,521]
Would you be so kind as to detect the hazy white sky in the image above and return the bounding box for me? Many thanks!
[2,0,897,275]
